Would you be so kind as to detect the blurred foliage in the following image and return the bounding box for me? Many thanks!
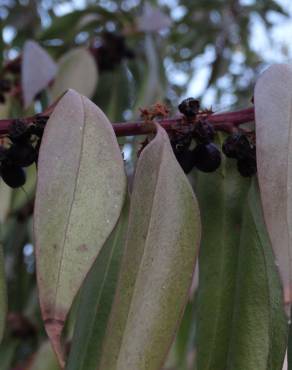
[0,0,289,112]
[0,0,289,369]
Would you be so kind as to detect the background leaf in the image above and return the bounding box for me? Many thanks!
[0,243,7,343]
[195,145,250,370]
[226,181,287,370]
[22,40,57,108]
[254,63,292,307]
[99,124,201,370]
[28,341,61,370]
[34,89,126,366]
[50,48,98,101]
[196,145,287,370]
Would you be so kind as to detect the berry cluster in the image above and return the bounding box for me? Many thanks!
[0,118,46,188]
[222,133,256,177]
[173,97,256,177]
[172,98,221,174]
[90,32,135,72]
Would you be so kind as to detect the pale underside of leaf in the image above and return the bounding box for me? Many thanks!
[66,198,129,370]
[255,63,292,308]
[22,40,57,108]
[99,124,201,370]
[50,48,98,101]
[34,89,126,366]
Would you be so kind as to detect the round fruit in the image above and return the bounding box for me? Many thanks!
[171,134,192,156]
[9,120,31,143]
[175,149,197,174]
[178,98,200,117]
[193,119,215,144]
[194,143,221,172]
[7,143,37,167]
[237,157,257,177]
[1,165,26,188]
[222,133,251,159]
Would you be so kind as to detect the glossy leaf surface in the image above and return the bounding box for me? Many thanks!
[34,89,126,365]
[255,64,292,306]
[99,124,201,370]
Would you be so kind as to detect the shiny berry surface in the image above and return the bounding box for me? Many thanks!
[1,165,26,188]
[7,143,37,167]
[175,150,197,174]
[194,143,221,172]
[222,133,251,159]
[193,120,215,144]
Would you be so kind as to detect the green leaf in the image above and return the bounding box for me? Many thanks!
[255,63,292,306]
[50,48,98,101]
[196,151,250,370]
[196,149,287,370]
[34,90,126,366]
[99,123,201,370]
[0,340,19,370]
[0,181,12,223]
[22,40,57,108]
[0,243,6,343]
[10,164,36,214]
[66,197,129,370]
[28,341,61,370]
[226,181,287,370]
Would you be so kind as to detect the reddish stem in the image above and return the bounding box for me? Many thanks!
[0,106,255,137]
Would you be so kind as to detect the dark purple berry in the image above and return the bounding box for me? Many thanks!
[1,165,26,188]
[178,98,200,117]
[9,120,31,143]
[237,157,257,177]
[193,120,215,144]
[194,143,221,172]
[222,133,250,159]
[7,143,37,167]
[171,134,192,156]
[175,150,197,174]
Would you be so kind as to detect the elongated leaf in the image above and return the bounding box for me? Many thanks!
[50,48,98,101]
[99,123,201,370]
[66,197,129,370]
[22,40,57,108]
[29,341,61,370]
[196,147,287,370]
[0,340,19,370]
[254,63,292,307]
[0,181,12,223]
[196,147,250,370]
[0,243,6,343]
[226,181,287,370]
[34,89,126,366]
